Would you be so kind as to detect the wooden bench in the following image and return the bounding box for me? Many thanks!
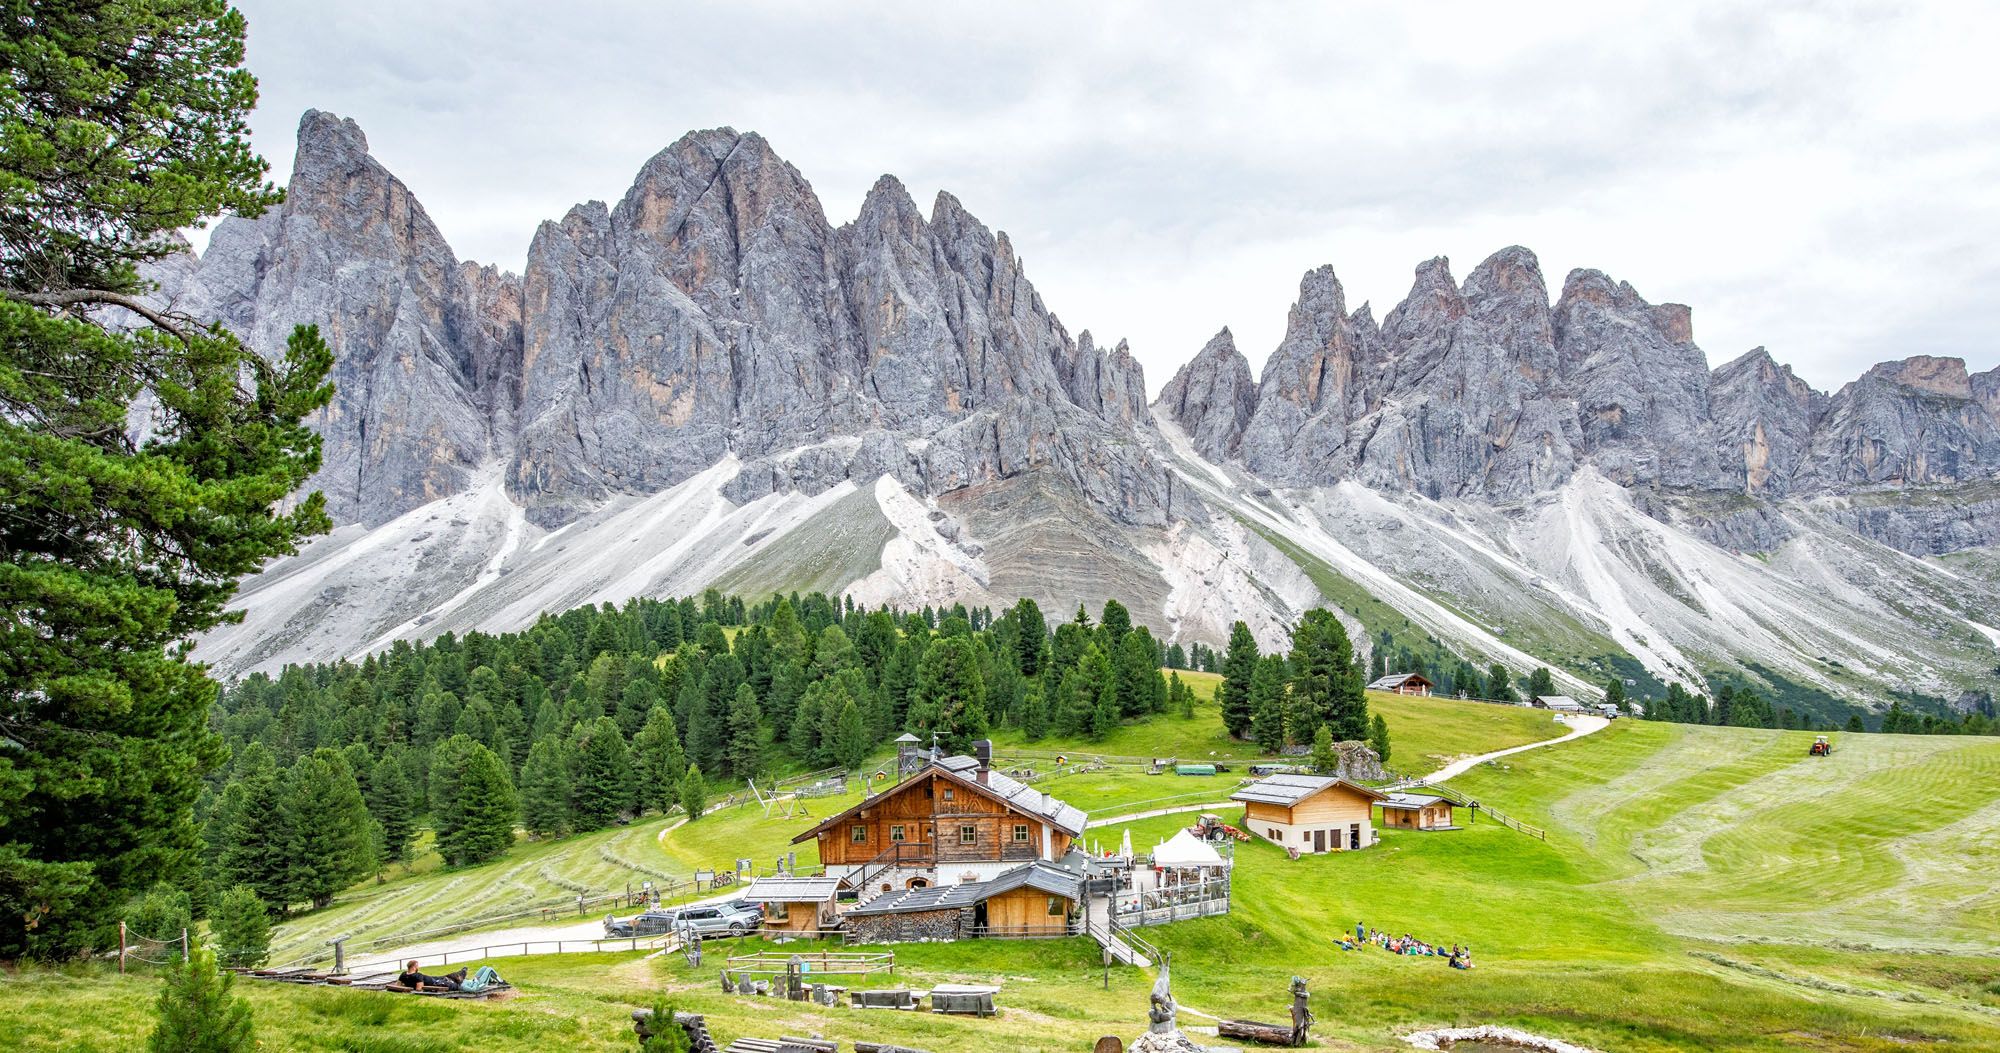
[929,991,995,1016]
[850,989,920,1010]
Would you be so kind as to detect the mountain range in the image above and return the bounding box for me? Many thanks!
[167,110,2000,719]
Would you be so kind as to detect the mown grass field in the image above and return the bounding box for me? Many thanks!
[13,700,2000,1051]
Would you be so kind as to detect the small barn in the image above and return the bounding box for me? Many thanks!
[840,857,1086,942]
[739,876,841,933]
[1534,695,1586,713]
[1367,672,1434,696]
[1377,792,1457,831]
[1230,774,1388,854]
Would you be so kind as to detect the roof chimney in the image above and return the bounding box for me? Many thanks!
[974,739,993,783]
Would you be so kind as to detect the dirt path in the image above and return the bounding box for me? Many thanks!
[1419,714,1609,785]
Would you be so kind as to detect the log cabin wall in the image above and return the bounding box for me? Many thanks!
[981,888,1074,935]
[813,772,1064,867]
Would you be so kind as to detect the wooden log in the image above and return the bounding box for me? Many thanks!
[853,1044,937,1053]
[1217,1018,1303,1046]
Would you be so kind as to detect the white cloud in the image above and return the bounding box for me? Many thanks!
[227,0,2000,393]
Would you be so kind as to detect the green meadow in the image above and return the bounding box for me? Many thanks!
[10,701,2000,1051]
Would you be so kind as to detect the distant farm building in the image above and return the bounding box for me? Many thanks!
[739,876,841,933]
[1377,792,1458,831]
[1368,672,1434,696]
[1534,695,1586,713]
[1231,773,1388,853]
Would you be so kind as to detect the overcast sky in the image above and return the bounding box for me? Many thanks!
[224,0,2000,393]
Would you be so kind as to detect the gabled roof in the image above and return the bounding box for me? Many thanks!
[1367,672,1434,690]
[1230,773,1389,808]
[1380,792,1449,810]
[792,756,1087,845]
[740,877,841,903]
[844,859,1084,917]
[1536,695,1584,710]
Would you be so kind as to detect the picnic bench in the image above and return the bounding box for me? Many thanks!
[850,989,920,1010]
[929,990,995,1016]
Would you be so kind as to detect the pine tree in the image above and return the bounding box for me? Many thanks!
[1603,678,1628,715]
[1019,681,1051,741]
[1369,713,1392,766]
[1165,642,1187,670]
[1114,630,1162,716]
[631,707,688,814]
[210,886,270,969]
[1845,714,1866,733]
[726,684,763,780]
[125,883,193,961]
[1249,655,1289,754]
[909,636,989,753]
[0,2,335,959]
[519,738,573,838]
[569,717,637,830]
[367,752,416,865]
[214,744,292,912]
[679,765,709,822]
[280,750,377,909]
[1290,609,1369,741]
[148,946,256,1053]
[1487,665,1515,703]
[1526,667,1555,701]
[430,736,518,867]
[641,998,693,1053]
[1219,621,1260,739]
[1310,726,1339,774]
[832,699,869,770]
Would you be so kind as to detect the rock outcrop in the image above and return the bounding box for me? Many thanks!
[1709,347,1826,496]
[1153,327,1257,460]
[168,110,522,526]
[1800,356,2000,489]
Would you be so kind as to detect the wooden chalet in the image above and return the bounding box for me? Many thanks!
[794,741,1087,894]
[1230,773,1388,854]
[739,876,841,933]
[1377,792,1457,831]
[1367,672,1434,696]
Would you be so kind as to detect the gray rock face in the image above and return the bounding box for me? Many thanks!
[1152,327,1256,460]
[168,110,522,526]
[1552,268,1724,490]
[1237,266,1385,484]
[1709,347,1826,496]
[1800,356,2000,488]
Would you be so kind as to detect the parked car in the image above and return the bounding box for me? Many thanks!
[603,900,762,939]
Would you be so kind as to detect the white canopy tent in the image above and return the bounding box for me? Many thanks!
[1152,829,1225,868]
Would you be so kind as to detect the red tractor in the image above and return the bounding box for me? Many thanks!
[1810,735,1832,757]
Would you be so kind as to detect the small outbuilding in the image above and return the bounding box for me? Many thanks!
[1534,695,1586,713]
[739,876,842,934]
[841,857,1087,942]
[1377,792,1458,831]
[1367,672,1434,696]
[1230,774,1388,854]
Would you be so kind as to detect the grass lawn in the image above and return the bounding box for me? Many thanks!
[30,698,2000,1050]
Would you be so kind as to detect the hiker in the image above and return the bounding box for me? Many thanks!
[1355,920,1364,943]
[398,960,464,991]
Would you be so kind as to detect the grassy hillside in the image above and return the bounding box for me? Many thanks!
[17,706,2000,1051]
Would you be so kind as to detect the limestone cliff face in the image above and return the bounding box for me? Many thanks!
[1153,328,1257,461]
[1709,348,1826,496]
[169,110,521,526]
[176,109,2000,563]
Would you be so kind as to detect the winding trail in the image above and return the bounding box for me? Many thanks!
[1085,713,1610,831]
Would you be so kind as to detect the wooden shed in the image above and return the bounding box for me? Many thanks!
[1230,774,1388,854]
[1377,792,1457,831]
[739,876,842,933]
[840,857,1086,942]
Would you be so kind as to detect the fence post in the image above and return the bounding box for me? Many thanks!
[577,893,585,916]
[181,928,190,962]
[118,921,127,974]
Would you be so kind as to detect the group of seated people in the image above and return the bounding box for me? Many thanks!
[1336,923,1475,969]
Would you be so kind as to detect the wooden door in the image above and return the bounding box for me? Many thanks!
[1312,829,1325,853]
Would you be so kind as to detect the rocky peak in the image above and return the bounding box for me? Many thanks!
[1461,246,1557,379]
[1801,355,2000,488]
[1862,355,1974,399]
[1237,265,1384,484]
[1153,327,1257,462]
[1553,268,1723,490]
[1973,366,2000,421]
[1710,347,1825,495]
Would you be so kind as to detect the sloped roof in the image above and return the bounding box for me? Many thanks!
[1230,773,1389,807]
[1380,792,1449,810]
[1368,672,1433,690]
[1536,695,1584,710]
[795,755,1085,844]
[740,877,841,903]
[844,860,1084,917]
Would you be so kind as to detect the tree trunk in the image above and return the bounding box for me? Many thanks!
[1217,1019,1302,1046]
